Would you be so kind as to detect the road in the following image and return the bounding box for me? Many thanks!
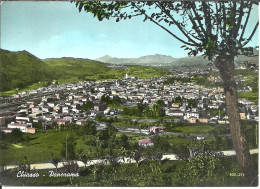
[4,149,258,171]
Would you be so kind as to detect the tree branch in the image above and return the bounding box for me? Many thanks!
[156,2,202,46]
[239,1,253,43]
[187,9,205,40]
[132,3,198,46]
[234,1,244,39]
[222,2,227,38]
[202,1,211,38]
[241,21,259,47]
[190,2,207,38]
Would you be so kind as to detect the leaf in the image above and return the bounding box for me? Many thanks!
[78,2,84,12]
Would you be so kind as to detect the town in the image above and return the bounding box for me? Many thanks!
[0,69,258,147]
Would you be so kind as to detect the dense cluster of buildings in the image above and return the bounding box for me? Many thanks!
[0,72,258,137]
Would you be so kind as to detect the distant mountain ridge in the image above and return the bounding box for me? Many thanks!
[96,51,259,70]
[96,54,176,65]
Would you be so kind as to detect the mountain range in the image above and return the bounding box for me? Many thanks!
[97,51,259,70]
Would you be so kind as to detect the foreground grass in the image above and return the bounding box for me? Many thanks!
[0,132,67,165]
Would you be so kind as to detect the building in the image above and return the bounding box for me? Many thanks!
[167,110,184,117]
[0,117,5,126]
[55,119,70,126]
[94,103,107,112]
[198,117,209,123]
[188,117,197,124]
[149,126,164,134]
[240,112,246,120]
[185,112,199,120]
[7,123,28,132]
[27,127,36,134]
[76,119,86,126]
[1,128,13,133]
[139,139,153,147]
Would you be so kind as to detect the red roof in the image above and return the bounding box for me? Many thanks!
[139,139,152,144]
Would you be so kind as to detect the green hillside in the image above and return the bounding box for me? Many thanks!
[0,49,50,91]
[0,50,170,96]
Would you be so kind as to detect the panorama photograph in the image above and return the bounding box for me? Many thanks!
[0,0,259,187]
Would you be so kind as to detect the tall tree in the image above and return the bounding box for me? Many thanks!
[74,1,258,185]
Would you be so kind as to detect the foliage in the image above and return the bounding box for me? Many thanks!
[241,120,258,149]
[122,101,165,118]
[6,129,24,143]
[82,121,97,136]
[120,134,130,149]
[101,95,122,105]
[0,49,50,91]
[176,140,240,186]
[81,101,94,111]
[153,135,170,152]
[61,134,77,160]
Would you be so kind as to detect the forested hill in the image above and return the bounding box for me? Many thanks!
[0,49,170,93]
[0,49,49,91]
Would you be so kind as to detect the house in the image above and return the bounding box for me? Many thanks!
[208,104,219,109]
[55,119,70,126]
[32,107,40,113]
[42,107,53,112]
[218,119,229,124]
[171,103,180,109]
[239,112,246,120]
[138,138,153,147]
[1,128,13,133]
[0,117,5,126]
[27,127,36,134]
[53,106,60,112]
[198,117,209,123]
[94,103,107,112]
[149,126,164,134]
[12,94,20,99]
[197,136,205,140]
[188,117,197,124]
[167,110,184,117]
[76,119,86,126]
[185,112,199,120]
[16,116,30,124]
[7,123,28,132]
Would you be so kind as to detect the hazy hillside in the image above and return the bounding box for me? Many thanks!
[0,49,49,91]
[97,51,259,70]
[96,54,176,65]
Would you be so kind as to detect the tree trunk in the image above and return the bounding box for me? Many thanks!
[215,55,256,185]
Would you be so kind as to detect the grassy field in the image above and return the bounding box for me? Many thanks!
[237,92,258,104]
[168,125,229,135]
[0,130,146,165]
[0,132,67,165]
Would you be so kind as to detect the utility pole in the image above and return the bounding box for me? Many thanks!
[256,124,258,147]
[66,133,68,159]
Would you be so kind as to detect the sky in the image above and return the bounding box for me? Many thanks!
[0,1,259,59]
